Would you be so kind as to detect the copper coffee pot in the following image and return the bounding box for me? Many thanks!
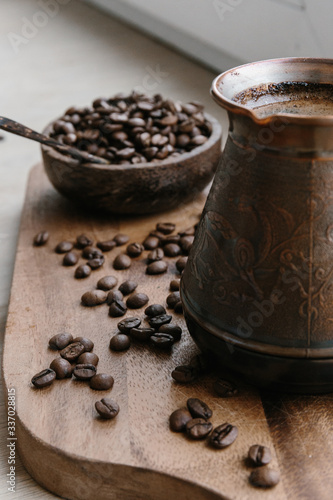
[181,58,333,393]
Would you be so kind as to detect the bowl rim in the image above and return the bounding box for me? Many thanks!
[41,112,222,171]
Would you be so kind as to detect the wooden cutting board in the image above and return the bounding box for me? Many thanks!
[2,165,333,500]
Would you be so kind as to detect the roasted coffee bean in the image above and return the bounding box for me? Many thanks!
[209,423,238,449]
[161,234,180,246]
[113,254,131,270]
[187,398,212,420]
[110,333,131,351]
[109,300,127,317]
[180,235,194,254]
[107,290,124,305]
[146,261,168,275]
[147,248,164,263]
[31,368,56,388]
[150,333,174,349]
[87,255,105,269]
[50,358,73,379]
[49,332,73,350]
[186,418,213,440]
[166,292,180,309]
[97,275,118,291]
[60,342,86,361]
[163,243,181,257]
[119,280,138,296]
[90,373,114,390]
[126,242,144,258]
[118,317,141,334]
[174,301,183,314]
[156,222,176,234]
[170,279,180,291]
[169,408,192,432]
[249,468,280,488]
[95,398,119,419]
[77,352,99,366]
[248,445,272,466]
[81,290,107,306]
[55,241,73,253]
[74,264,91,279]
[82,246,103,260]
[76,234,93,248]
[176,256,188,272]
[97,240,116,252]
[148,314,172,329]
[126,292,149,309]
[143,236,160,250]
[63,251,79,266]
[33,231,49,246]
[149,230,166,242]
[171,365,197,383]
[177,134,191,148]
[114,233,129,246]
[73,336,94,352]
[213,379,238,398]
[130,327,155,341]
[158,324,182,341]
[145,304,166,317]
[73,363,97,380]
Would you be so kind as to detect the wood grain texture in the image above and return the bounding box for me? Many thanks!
[2,165,284,500]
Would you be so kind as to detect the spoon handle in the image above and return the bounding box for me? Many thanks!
[0,116,109,165]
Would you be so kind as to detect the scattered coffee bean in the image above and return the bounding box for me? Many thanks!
[82,246,103,259]
[156,222,175,234]
[248,445,272,466]
[63,251,79,266]
[176,256,188,272]
[171,365,198,383]
[249,468,280,488]
[119,280,138,295]
[186,418,213,440]
[107,290,124,305]
[158,324,182,341]
[33,231,49,246]
[148,314,172,329]
[174,301,183,314]
[169,279,180,291]
[74,264,91,279]
[73,336,94,352]
[143,236,160,250]
[73,363,97,380]
[113,254,131,270]
[187,398,212,420]
[169,408,192,432]
[147,248,164,262]
[126,242,144,257]
[164,243,181,257]
[126,292,149,309]
[166,292,180,309]
[77,352,99,366]
[50,358,73,379]
[150,333,174,349]
[90,373,114,390]
[118,317,141,334]
[209,423,238,449]
[97,240,116,252]
[97,275,118,291]
[60,342,86,361]
[76,234,93,248]
[180,235,194,254]
[114,233,129,246]
[55,241,73,253]
[109,300,127,317]
[49,332,73,350]
[149,230,166,242]
[146,261,168,275]
[95,398,119,419]
[145,304,166,317]
[87,255,105,269]
[130,327,155,341]
[110,333,131,351]
[213,379,238,398]
[161,234,180,245]
[31,368,56,388]
[81,290,107,306]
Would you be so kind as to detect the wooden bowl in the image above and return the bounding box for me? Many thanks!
[41,114,222,215]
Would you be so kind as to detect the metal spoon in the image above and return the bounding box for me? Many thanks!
[0,116,110,165]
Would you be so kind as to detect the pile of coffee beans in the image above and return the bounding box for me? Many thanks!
[49,92,212,164]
